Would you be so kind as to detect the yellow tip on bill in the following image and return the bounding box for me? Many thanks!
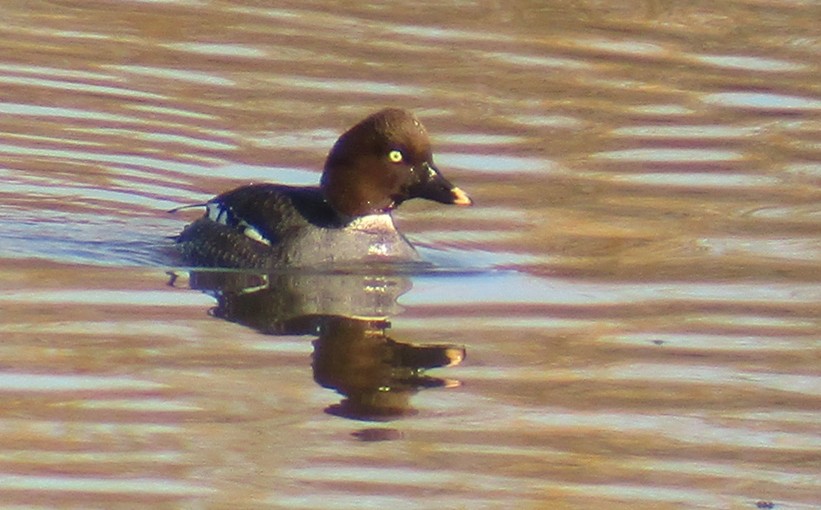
[451,187,473,206]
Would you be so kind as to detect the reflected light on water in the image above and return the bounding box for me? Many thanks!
[1,0,819,508]
[695,54,807,72]
[0,289,212,306]
[437,152,555,174]
[592,148,744,163]
[0,373,162,391]
[703,92,821,111]
[0,475,214,496]
[402,272,819,306]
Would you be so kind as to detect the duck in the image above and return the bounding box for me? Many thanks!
[171,108,472,269]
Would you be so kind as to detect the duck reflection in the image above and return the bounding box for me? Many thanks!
[182,270,465,421]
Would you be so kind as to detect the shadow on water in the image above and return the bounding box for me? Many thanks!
[171,267,466,423]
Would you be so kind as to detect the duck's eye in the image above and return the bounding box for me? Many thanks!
[388,150,404,163]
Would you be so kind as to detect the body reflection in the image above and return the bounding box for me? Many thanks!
[182,270,465,421]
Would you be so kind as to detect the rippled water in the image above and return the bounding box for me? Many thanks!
[1,1,819,508]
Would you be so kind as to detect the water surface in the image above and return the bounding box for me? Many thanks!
[1,1,819,508]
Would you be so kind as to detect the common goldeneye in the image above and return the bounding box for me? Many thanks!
[172,108,472,268]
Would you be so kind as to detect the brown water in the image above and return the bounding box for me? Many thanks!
[1,1,819,508]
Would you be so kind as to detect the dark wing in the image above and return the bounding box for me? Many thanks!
[171,184,342,268]
[203,184,340,245]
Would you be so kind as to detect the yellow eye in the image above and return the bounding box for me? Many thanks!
[388,150,403,163]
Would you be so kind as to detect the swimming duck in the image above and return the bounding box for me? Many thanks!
[172,108,472,268]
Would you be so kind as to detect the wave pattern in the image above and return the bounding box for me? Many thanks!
[0,0,819,508]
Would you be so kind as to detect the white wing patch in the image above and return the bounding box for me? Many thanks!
[240,222,272,246]
[206,202,229,224]
[206,201,272,246]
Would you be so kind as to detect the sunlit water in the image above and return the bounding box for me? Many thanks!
[1,1,819,508]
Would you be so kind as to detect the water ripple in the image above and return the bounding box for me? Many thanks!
[703,92,821,112]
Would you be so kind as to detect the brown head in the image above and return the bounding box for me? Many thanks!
[320,108,472,218]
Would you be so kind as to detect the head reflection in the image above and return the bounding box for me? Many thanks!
[182,270,464,421]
